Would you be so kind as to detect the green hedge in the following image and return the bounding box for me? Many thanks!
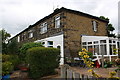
[26,47,60,79]
[20,42,43,61]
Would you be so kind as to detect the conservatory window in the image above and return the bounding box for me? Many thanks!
[88,42,92,44]
[100,40,106,43]
[94,41,98,44]
[109,40,112,43]
[100,45,107,55]
[82,42,87,45]
[94,45,99,55]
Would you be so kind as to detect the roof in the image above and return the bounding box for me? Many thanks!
[10,7,109,40]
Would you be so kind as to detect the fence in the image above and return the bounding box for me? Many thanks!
[60,64,119,80]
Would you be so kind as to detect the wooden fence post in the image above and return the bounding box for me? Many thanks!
[67,69,73,80]
[73,72,80,80]
[61,65,67,79]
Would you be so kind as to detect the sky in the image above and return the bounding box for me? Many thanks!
[0,0,120,37]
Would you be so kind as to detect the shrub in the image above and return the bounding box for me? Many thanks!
[26,47,60,79]
[2,54,11,62]
[2,61,13,75]
[20,42,43,61]
[2,54,21,70]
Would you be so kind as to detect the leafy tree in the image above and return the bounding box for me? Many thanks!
[99,16,109,21]
[99,16,115,37]
[0,29,11,54]
[7,38,19,54]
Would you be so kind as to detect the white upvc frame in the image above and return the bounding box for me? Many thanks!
[82,36,118,57]
[40,22,47,34]
[93,21,97,32]
[55,16,60,28]
[29,32,33,38]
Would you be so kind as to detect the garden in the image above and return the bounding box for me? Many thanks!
[64,48,120,79]
[2,42,60,79]
[1,29,60,79]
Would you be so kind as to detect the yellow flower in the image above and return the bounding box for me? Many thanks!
[91,62,94,64]
[109,71,116,77]
[82,48,88,52]
[88,69,93,72]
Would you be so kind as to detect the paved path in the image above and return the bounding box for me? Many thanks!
[10,67,119,79]
[70,67,118,78]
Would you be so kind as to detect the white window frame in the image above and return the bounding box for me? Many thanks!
[55,16,60,28]
[17,36,20,42]
[40,22,47,34]
[93,21,97,32]
[29,32,33,38]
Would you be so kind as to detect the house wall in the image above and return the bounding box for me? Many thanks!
[16,12,65,45]
[11,8,108,63]
[63,12,108,58]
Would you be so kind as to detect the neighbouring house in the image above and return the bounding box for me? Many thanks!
[10,7,118,65]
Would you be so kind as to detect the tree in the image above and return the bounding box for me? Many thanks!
[7,38,19,54]
[99,16,109,21]
[99,16,115,37]
[0,29,11,54]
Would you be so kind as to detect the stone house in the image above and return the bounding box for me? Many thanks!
[10,7,111,65]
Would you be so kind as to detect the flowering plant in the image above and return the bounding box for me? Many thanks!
[78,48,94,68]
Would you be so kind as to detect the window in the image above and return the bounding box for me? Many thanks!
[57,46,61,49]
[82,42,87,45]
[88,42,92,44]
[55,16,60,28]
[100,45,107,55]
[29,32,33,38]
[48,41,53,45]
[17,36,20,42]
[40,22,47,34]
[92,21,98,32]
[100,40,106,43]
[94,45,99,55]
[109,40,112,43]
[47,41,53,47]
[94,41,98,44]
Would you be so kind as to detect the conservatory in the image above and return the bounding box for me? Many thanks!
[82,36,120,61]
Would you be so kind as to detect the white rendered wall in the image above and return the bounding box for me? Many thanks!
[34,34,64,65]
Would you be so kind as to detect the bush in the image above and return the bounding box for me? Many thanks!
[2,54,11,62]
[20,42,43,61]
[26,47,60,79]
[2,54,21,70]
[2,61,14,75]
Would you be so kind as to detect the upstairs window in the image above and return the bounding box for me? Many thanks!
[92,21,98,32]
[17,36,20,42]
[55,16,60,28]
[40,22,47,34]
[29,32,33,38]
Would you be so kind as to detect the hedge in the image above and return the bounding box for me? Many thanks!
[20,42,43,61]
[26,47,60,79]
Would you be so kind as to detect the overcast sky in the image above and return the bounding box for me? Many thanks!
[0,0,119,37]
